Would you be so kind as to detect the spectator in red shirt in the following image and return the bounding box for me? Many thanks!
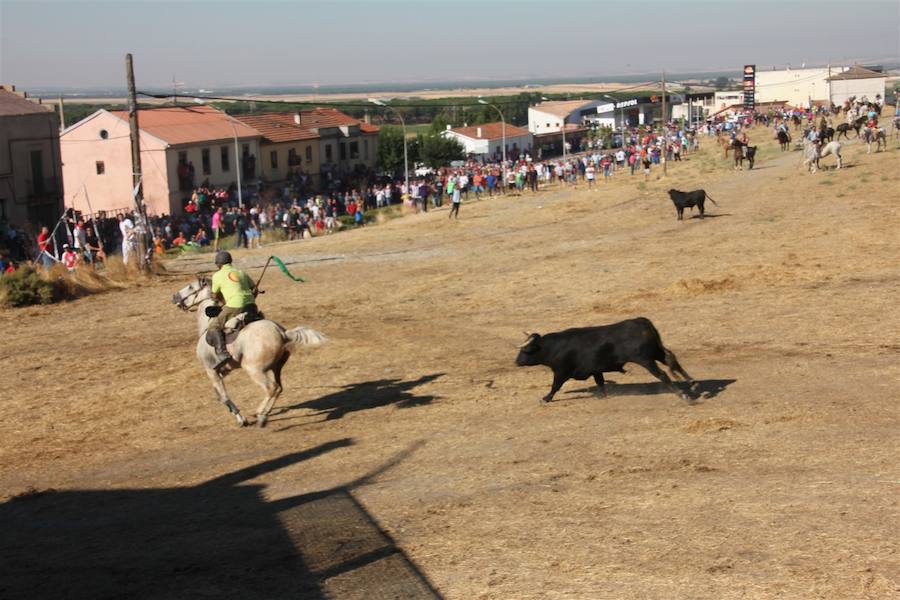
[36,226,55,269]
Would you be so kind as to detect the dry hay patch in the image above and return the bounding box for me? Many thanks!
[669,275,739,296]
[0,257,168,308]
[600,457,718,478]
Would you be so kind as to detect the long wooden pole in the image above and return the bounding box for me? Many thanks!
[58,95,66,130]
[662,69,667,176]
[126,53,149,267]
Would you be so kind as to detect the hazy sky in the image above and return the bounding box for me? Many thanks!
[2,0,898,89]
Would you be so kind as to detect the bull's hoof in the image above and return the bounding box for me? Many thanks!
[540,397,553,404]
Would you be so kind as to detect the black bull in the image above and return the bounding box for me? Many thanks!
[515,318,695,403]
[667,189,720,220]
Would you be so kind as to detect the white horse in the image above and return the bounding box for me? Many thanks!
[172,277,326,427]
[803,140,842,173]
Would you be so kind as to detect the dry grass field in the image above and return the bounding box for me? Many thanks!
[1,123,898,599]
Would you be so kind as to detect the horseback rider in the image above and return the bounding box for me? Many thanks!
[209,250,258,368]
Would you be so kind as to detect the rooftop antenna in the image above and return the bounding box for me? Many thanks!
[171,75,184,105]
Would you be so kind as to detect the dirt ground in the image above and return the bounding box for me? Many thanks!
[2,124,899,599]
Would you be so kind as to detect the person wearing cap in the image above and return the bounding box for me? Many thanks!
[61,244,79,272]
[208,250,257,367]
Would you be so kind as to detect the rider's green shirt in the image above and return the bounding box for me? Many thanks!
[211,264,255,308]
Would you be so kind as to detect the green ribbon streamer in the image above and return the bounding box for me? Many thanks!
[271,256,306,282]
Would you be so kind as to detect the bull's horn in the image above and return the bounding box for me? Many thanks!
[517,333,534,348]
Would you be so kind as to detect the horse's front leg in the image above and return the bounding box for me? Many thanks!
[206,368,246,426]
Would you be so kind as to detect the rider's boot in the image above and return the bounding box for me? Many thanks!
[211,329,231,368]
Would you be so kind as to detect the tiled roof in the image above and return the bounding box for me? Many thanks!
[448,122,531,141]
[233,113,320,143]
[0,89,54,117]
[532,100,593,118]
[233,108,379,143]
[107,105,261,145]
[826,65,887,81]
[298,107,380,134]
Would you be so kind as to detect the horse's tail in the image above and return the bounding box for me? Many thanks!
[282,326,327,348]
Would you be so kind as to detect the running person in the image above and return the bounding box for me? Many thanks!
[448,184,461,219]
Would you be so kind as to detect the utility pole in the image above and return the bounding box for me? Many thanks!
[126,53,150,268]
[58,95,66,130]
[661,69,667,176]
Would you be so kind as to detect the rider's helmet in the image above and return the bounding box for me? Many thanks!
[214,251,233,266]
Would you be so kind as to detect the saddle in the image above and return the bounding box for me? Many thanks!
[204,304,265,346]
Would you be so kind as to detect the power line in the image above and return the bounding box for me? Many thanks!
[136,81,664,110]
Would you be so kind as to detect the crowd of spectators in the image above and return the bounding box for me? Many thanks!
[0,121,711,274]
[5,104,853,277]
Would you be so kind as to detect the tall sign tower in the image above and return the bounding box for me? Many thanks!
[743,65,756,111]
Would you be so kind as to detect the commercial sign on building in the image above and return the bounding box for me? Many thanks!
[743,64,756,110]
[615,98,639,109]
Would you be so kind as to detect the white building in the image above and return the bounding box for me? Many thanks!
[528,100,605,134]
[586,96,678,128]
[713,91,745,112]
[754,66,849,108]
[672,93,716,124]
[827,65,888,106]
[443,122,532,159]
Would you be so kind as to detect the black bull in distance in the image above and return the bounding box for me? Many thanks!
[667,189,720,220]
[515,318,696,403]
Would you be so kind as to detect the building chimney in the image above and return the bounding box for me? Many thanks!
[476,127,482,138]
[294,112,302,125]
[363,110,371,125]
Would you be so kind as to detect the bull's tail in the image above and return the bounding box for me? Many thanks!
[662,347,693,383]
[704,192,720,207]
[283,326,327,348]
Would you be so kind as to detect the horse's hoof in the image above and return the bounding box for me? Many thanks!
[257,415,268,428]
[236,415,247,427]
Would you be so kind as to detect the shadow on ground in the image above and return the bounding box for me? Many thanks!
[568,378,737,401]
[274,373,444,424]
[688,213,731,220]
[0,439,441,600]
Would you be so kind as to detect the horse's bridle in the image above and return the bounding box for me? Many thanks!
[174,277,210,311]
